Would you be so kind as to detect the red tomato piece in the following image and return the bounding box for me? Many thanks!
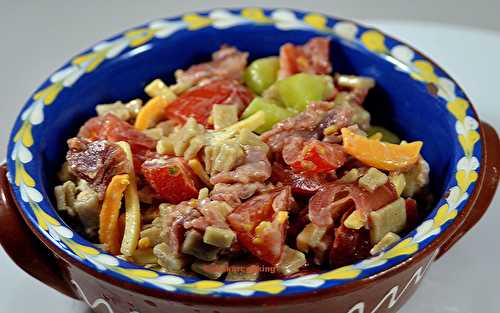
[79,113,156,154]
[278,37,332,79]
[227,187,292,265]
[283,138,347,174]
[309,182,397,227]
[132,149,159,173]
[271,162,326,197]
[141,157,199,204]
[292,141,346,174]
[164,79,253,126]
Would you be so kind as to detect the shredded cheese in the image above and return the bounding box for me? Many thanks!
[188,158,212,187]
[225,110,265,132]
[138,237,151,250]
[99,174,129,255]
[134,96,171,130]
[144,79,177,101]
[116,141,141,256]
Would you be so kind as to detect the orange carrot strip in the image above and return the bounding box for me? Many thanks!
[341,128,422,171]
[99,174,129,255]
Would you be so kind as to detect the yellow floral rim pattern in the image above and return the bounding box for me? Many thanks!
[8,8,480,296]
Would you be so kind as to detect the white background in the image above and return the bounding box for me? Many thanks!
[0,1,499,313]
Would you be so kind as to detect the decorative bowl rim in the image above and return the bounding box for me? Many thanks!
[6,7,482,299]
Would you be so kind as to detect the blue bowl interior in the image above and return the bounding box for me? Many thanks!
[39,25,455,209]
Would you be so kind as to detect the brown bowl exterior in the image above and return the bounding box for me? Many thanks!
[1,121,497,313]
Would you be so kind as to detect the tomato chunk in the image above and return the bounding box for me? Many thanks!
[79,113,157,171]
[141,157,199,204]
[278,37,332,79]
[227,187,293,265]
[341,127,423,171]
[283,138,347,174]
[164,79,253,126]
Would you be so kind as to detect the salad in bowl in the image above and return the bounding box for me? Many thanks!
[54,37,430,280]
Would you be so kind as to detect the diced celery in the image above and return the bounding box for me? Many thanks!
[370,232,401,255]
[153,242,188,271]
[369,198,406,243]
[276,73,333,112]
[358,167,388,192]
[225,259,261,281]
[244,57,280,95]
[191,259,228,279]
[181,230,220,261]
[132,248,158,265]
[389,173,406,196]
[277,246,306,275]
[203,226,236,248]
[339,168,362,183]
[242,97,295,133]
[296,223,327,253]
[140,226,162,246]
[212,104,238,130]
[367,126,401,144]
[344,211,366,230]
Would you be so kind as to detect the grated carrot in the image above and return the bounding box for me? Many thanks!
[99,174,129,255]
[341,128,422,171]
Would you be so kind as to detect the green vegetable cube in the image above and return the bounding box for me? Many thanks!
[276,73,334,112]
[225,259,261,281]
[203,226,236,248]
[242,97,295,133]
[153,242,188,271]
[389,173,406,196]
[181,230,220,261]
[277,246,306,275]
[370,232,401,255]
[212,104,238,130]
[369,198,407,243]
[358,167,388,192]
[244,57,280,95]
[191,259,229,279]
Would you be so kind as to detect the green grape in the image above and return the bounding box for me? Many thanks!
[276,73,333,112]
[244,57,280,95]
[367,126,401,144]
[242,97,295,134]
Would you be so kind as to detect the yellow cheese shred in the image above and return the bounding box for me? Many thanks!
[134,96,171,130]
[116,141,141,256]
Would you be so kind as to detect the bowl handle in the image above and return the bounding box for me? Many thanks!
[436,121,499,260]
[0,163,78,299]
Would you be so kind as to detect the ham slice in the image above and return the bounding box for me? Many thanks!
[66,138,128,200]
[175,45,248,87]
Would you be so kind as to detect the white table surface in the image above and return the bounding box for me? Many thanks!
[0,12,499,313]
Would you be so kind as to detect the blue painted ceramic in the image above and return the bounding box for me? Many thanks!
[5,8,483,298]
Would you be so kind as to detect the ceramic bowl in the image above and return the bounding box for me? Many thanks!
[0,8,498,313]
